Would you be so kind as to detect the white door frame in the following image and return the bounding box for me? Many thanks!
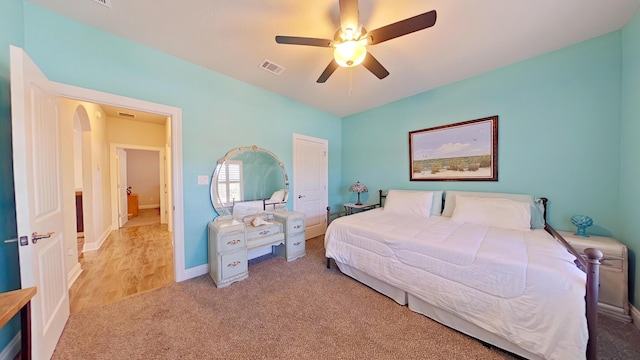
[109,144,166,230]
[55,83,188,281]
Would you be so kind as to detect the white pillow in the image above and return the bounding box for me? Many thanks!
[384,190,433,218]
[450,195,531,231]
[269,189,285,201]
[442,191,534,217]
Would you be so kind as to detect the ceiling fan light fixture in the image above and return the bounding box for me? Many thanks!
[340,24,362,41]
[334,40,367,67]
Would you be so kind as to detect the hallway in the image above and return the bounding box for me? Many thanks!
[69,210,174,313]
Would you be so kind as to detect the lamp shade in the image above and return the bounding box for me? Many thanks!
[349,181,368,193]
[349,181,367,205]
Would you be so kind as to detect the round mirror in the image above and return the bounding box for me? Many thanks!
[211,145,289,218]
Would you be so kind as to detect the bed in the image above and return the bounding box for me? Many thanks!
[324,190,602,360]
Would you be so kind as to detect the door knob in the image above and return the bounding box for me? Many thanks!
[298,195,306,199]
[32,231,54,244]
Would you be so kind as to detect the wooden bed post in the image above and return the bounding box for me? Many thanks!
[585,247,603,360]
[544,221,602,360]
[326,206,331,269]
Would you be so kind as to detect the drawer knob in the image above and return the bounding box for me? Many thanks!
[227,261,241,267]
[294,241,302,246]
[294,225,302,229]
[226,239,241,245]
[259,230,269,235]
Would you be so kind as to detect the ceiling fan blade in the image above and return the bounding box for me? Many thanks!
[361,53,389,80]
[339,0,360,34]
[317,60,339,83]
[275,36,333,47]
[367,10,437,45]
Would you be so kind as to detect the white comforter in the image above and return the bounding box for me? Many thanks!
[324,208,587,360]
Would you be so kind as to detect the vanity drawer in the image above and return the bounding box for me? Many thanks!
[288,218,305,235]
[288,234,305,256]
[219,230,246,253]
[246,223,282,240]
[221,251,248,280]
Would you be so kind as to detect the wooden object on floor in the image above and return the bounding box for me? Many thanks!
[0,287,37,360]
[75,191,83,232]
[127,193,139,218]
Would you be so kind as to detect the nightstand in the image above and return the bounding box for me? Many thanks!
[343,203,379,215]
[559,231,631,322]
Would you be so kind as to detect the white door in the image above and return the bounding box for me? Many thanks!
[293,134,328,239]
[10,45,69,360]
[117,148,129,227]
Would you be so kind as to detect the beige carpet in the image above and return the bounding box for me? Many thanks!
[52,236,640,359]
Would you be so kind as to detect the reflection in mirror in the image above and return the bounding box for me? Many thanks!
[211,145,289,218]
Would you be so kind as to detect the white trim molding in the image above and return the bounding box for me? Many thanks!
[83,227,111,252]
[0,332,20,360]
[53,81,186,283]
[183,264,209,280]
[139,204,160,210]
[67,262,83,288]
[631,304,640,331]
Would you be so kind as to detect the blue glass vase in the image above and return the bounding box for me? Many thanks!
[570,215,593,238]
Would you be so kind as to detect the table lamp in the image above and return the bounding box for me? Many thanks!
[349,181,368,205]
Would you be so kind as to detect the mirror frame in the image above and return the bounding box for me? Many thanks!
[211,145,289,218]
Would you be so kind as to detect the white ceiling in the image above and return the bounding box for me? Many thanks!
[27,0,640,117]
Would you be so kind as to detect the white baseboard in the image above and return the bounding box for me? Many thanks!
[0,332,20,360]
[631,304,640,331]
[67,262,83,288]
[84,227,111,252]
[181,263,209,281]
[139,204,160,210]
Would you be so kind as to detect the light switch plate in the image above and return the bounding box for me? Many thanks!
[197,175,209,185]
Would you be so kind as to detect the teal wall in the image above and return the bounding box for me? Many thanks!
[621,10,640,305]
[1,2,639,354]
[343,32,622,236]
[0,0,24,352]
[21,3,342,269]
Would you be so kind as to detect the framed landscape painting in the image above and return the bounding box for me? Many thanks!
[409,116,498,181]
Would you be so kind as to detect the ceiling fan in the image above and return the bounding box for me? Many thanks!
[275,0,437,83]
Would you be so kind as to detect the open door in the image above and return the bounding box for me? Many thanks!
[10,46,69,359]
[117,148,128,227]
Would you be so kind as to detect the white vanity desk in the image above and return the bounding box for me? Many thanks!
[208,210,305,288]
[209,145,305,288]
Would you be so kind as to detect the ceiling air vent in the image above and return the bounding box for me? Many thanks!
[259,59,285,75]
[92,0,112,8]
[118,112,135,119]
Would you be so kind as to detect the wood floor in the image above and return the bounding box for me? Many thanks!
[69,209,174,313]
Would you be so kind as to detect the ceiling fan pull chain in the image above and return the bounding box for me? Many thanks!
[349,68,353,97]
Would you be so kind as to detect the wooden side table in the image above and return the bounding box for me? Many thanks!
[343,203,379,215]
[127,193,139,218]
[0,287,37,360]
